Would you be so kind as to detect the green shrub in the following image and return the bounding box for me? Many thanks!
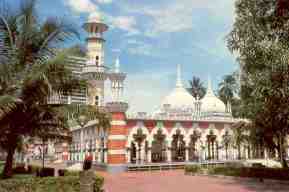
[27,165,41,174]
[94,174,104,192]
[64,170,80,176]
[0,176,80,192]
[185,165,201,174]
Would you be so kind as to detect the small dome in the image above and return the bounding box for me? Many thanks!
[161,87,195,109]
[201,79,226,113]
[159,64,195,111]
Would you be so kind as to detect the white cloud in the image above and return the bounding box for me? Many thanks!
[96,0,113,4]
[65,0,98,13]
[121,0,235,37]
[106,15,140,35]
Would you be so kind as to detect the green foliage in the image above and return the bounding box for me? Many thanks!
[184,165,201,174]
[63,170,80,177]
[0,176,80,192]
[94,174,104,192]
[188,76,206,99]
[0,174,104,192]
[227,0,289,167]
[0,0,82,178]
[218,74,238,104]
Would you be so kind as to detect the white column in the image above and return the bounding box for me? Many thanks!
[80,129,84,161]
[104,150,107,163]
[167,141,172,162]
[136,145,140,164]
[127,149,131,163]
[264,149,268,159]
[140,143,145,164]
[185,147,189,162]
[97,149,101,163]
[147,143,152,163]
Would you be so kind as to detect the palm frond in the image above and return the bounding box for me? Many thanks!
[0,95,21,119]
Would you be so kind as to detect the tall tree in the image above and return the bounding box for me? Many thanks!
[227,0,289,167]
[188,76,206,99]
[0,0,81,178]
[218,74,237,104]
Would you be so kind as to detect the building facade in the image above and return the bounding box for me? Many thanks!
[65,14,243,172]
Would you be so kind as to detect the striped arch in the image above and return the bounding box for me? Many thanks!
[186,127,203,146]
[169,126,188,144]
[148,125,169,144]
[187,127,203,139]
[202,127,222,143]
[126,123,150,147]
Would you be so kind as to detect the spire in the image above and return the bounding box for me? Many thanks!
[206,76,215,96]
[114,57,120,73]
[176,64,183,88]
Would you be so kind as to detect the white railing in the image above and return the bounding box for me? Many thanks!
[126,113,241,122]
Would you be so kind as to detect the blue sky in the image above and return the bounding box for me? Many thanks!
[15,0,238,113]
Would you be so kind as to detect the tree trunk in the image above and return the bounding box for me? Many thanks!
[2,145,16,179]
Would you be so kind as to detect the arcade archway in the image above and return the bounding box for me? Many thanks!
[151,129,167,163]
[171,129,186,162]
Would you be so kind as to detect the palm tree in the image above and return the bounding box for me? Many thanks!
[0,0,81,178]
[218,74,238,105]
[188,76,206,99]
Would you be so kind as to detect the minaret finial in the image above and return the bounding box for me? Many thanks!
[115,57,120,73]
[207,75,214,96]
[176,64,183,88]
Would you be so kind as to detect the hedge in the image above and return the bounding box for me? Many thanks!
[185,165,289,180]
[0,173,104,192]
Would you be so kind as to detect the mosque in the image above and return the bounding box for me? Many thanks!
[65,14,240,172]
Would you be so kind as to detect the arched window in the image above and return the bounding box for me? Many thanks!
[95,95,99,106]
[95,56,99,66]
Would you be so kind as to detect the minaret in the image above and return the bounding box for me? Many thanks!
[82,13,108,106]
[106,57,128,173]
[176,63,183,88]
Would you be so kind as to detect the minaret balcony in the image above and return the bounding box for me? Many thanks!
[82,65,106,73]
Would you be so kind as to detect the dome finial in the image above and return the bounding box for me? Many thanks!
[115,57,120,73]
[176,64,183,88]
[207,75,214,96]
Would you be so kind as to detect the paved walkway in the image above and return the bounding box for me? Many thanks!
[100,170,289,192]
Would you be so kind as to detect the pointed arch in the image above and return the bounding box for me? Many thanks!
[126,122,150,147]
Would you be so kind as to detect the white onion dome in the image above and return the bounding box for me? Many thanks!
[161,87,195,109]
[201,78,226,113]
[160,64,195,110]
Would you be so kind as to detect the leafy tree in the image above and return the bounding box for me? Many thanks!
[227,0,289,167]
[232,121,249,160]
[188,76,206,99]
[0,0,81,178]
